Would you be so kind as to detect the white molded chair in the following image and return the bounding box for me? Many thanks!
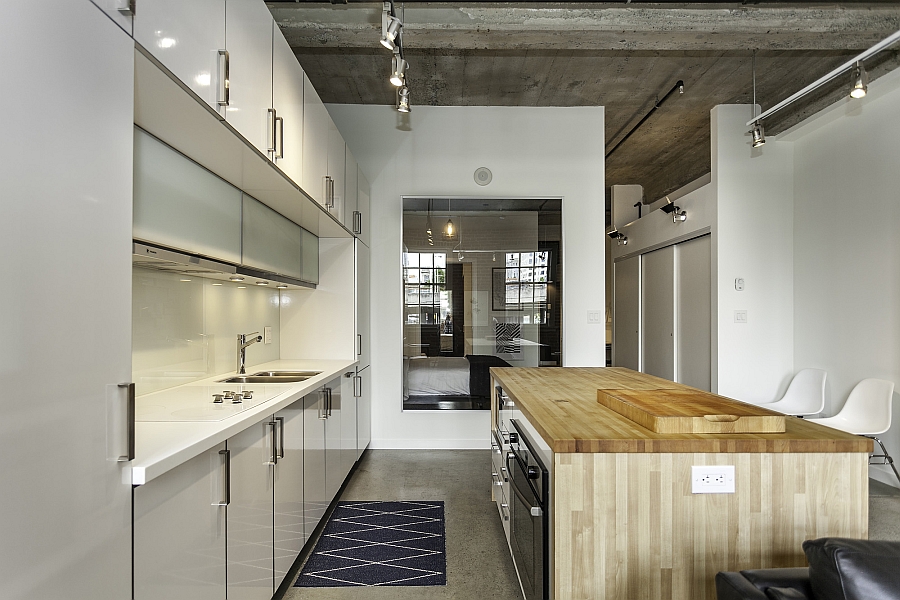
[807,378,898,484]
[758,368,826,417]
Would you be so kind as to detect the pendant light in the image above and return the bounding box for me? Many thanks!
[850,61,868,99]
[444,199,455,239]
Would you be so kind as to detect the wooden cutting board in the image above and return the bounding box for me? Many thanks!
[596,388,785,434]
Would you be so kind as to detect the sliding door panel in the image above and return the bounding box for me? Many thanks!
[676,235,711,391]
[641,246,675,381]
[613,255,640,370]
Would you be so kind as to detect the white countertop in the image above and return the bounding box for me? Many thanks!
[132,359,356,485]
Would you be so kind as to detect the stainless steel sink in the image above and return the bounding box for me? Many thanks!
[219,375,313,384]
[251,370,321,377]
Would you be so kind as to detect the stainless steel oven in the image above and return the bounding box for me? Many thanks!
[507,419,549,600]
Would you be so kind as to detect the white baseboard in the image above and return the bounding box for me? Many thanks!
[870,464,900,489]
[370,438,490,450]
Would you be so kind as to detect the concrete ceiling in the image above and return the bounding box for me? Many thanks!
[268,2,900,202]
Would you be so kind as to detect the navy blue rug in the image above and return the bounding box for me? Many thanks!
[295,501,446,587]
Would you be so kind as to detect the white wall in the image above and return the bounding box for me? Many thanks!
[712,105,795,402]
[327,105,606,449]
[783,67,900,487]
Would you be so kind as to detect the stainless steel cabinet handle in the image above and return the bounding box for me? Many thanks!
[275,416,285,459]
[117,382,135,462]
[357,334,362,356]
[116,0,135,15]
[318,389,326,420]
[353,210,362,235]
[217,50,230,107]
[354,375,362,398]
[326,388,333,417]
[267,108,277,154]
[268,421,278,465]
[325,177,335,209]
[218,449,230,506]
[530,507,543,517]
[500,502,510,521]
[276,117,284,159]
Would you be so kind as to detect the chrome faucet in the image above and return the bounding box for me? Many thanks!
[236,332,263,374]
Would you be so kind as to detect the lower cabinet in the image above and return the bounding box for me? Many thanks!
[227,420,276,600]
[136,384,365,598]
[356,366,371,458]
[134,444,227,600]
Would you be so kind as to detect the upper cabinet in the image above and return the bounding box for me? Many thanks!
[344,148,359,233]
[134,127,242,264]
[224,0,274,154]
[271,23,304,185]
[303,75,346,220]
[90,0,133,34]
[133,0,225,112]
[357,170,371,246]
[242,194,319,285]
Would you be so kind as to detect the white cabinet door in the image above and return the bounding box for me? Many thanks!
[303,392,327,543]
[327,122,347,221]
[340,373,358,478]
[90,0,132,34]
[272,24,304,184]
[224,0,273,154]
[274,400,304,585]
[356,366,371,458]
[134,444,227,600]
[355,240,371,370]
[357,170,371,246]
[302,75,330,206]
[133,0,225,111]
[227,421,276,600]
[324,379,344,500]
[0,2,133,598]
[344,148,359,231]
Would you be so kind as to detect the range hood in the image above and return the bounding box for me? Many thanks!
[133,242,315,290]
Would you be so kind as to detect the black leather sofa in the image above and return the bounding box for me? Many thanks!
[716,538,900,600]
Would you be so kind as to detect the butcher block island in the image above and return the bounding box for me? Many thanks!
[489,367,870,600]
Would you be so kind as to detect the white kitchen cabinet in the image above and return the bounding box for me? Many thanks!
[133,0,225,112]
[0,2,133,598]
[271,23,305,184]
[90,0,133,34]
[301,227,320,285]
[355,240,371,370]
[224,0,273,154]
[327,121,347,222]
[227,420,276,600]
[343,148,359,231]
[302,75,331,206]
[134,128,242,264]
[134,444,227,600]
[273,400,305,585]
[340,373,358,478]
[357,170,371,246]
[324,378,345,499]
[356,366,372,458]
[303,391,328,542]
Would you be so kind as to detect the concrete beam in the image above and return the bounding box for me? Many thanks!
[269,3,900,51]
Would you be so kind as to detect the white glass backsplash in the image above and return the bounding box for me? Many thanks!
[133,267,281,395]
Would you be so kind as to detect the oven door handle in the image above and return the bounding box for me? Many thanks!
[509,471,543,517]
[508,452,544,517]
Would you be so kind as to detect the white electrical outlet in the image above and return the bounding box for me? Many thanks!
[264,326,272,345]
[735,277,745,291]
[691,465,735,494]
[734,310,748,324]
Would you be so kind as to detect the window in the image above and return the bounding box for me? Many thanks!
[403,252,447,325]
[492,251,551,322]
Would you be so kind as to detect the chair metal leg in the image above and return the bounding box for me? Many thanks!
[866,436,900,486]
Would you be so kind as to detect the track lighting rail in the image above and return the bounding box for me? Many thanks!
[747,28,900,127]
[605,79,684,159]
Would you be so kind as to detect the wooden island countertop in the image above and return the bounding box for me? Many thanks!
[491,366,871,454]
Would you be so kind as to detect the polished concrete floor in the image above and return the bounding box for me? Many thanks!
[283,450,524,600]
[284,450,900,599]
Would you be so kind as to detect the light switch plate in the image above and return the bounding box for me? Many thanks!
[264,326,272,344]
[587,310,602,324]
[692,465,735,494]
[734,310,748,324]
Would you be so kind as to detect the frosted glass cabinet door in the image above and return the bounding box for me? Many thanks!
[301,227,320,285]
[224,0,273,154]
[134,128,242,263]
[134,444,227,600]
[272,24,304,184]
[133,0,226,111]
[242,195,306,280]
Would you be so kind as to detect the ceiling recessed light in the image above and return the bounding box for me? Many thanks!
[229,276,244,282]
[237,285,246,289]
[179,278,191,282]
[276,284,288,289]
[256,281,269,286]
[212,283,223,286]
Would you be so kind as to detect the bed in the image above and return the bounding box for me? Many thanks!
[404,354,511,409]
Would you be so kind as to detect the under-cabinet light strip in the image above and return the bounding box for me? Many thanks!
[747,28,900,127]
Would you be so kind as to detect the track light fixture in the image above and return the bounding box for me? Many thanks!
[661,202,687,223]
[850,61,868,99]
[607,230,628,246]
[390,53,407,87]
[380,2,402,51]
[750,122,766,148]
[397,85,411,113]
